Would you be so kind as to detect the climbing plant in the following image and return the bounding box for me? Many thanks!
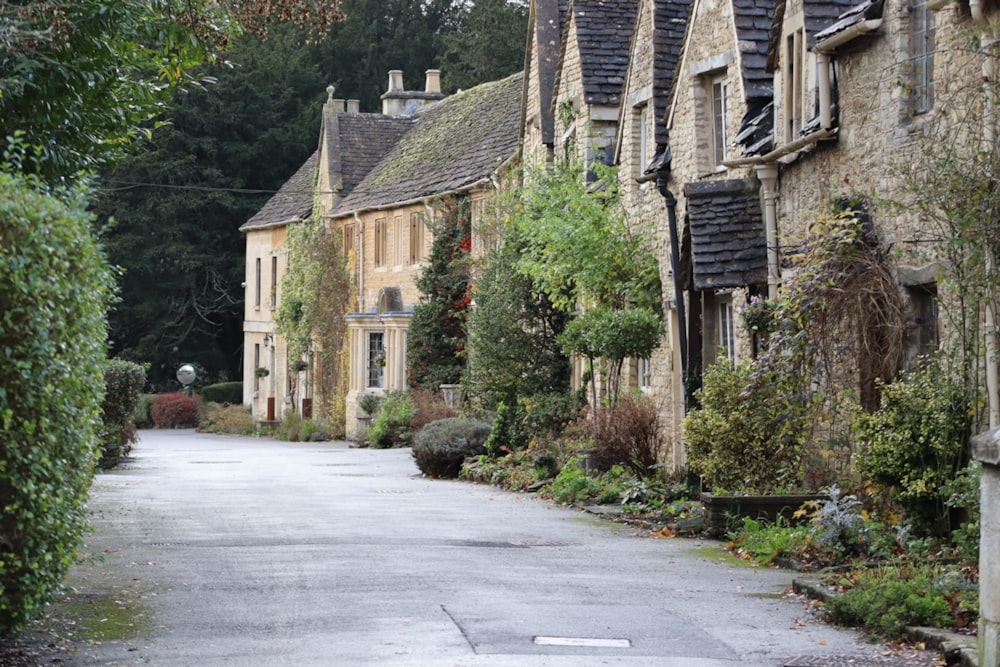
[276,208,351,436]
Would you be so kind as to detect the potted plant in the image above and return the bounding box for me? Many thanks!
[356,393,383,444]
[254,366,270,379]
[683,360,823,536]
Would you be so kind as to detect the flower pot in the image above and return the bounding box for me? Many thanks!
[700,492,826,538]
[440,384,463,409]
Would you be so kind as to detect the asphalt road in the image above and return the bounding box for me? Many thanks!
[39,429,942,667]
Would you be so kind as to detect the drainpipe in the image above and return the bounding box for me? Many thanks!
[656,170,688,382]
[354,211,364,312]
[816,52,833,130]
[756,164,780,299]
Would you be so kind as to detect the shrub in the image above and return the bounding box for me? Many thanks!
[728,517,810,566]
[368,391,417,449]
[298,418,330,442]
[589,393,663,477]
[358,392,383,416]
[199,402,255,435]
[0,171,115,638]
[412,418,492,478]
[133,394,156,428]
[853,357,969,534]
[824,565,962,638]
[408,387,457,432]
[200,381,243,405]
[99,360,147,468]
[151,393,200,428]
[683,360,811,494]
[275,412,303,441]
[549,458,628,505]
[483,392,583,455]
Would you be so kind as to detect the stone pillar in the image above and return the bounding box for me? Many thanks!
[972,427,1000,667]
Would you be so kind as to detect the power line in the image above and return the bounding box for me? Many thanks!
[98,181,282,194]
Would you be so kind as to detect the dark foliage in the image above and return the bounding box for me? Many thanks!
[407,198,471,390]
[412,417,492,478]
[408,388,457,432]
[200,382,244,405]
[100,360,147,468]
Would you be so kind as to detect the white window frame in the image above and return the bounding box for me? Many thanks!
[367,331,385,389]
[718,296,736,365]
[637,356,652,392]
[710,74,729,169]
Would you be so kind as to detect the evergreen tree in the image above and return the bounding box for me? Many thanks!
[441,0,529,93]
[407,198,472,390]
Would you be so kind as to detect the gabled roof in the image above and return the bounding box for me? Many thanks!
[554,0,638,108]
[332,72,524,215]
[521,0,570,147]
[240,151,318,232]
[683,178,767,290]
[732,0,776,101]
[651,0,692,145]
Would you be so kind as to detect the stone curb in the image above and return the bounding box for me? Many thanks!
[793,577,979,667]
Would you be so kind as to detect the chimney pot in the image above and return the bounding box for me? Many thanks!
[347,99,360,114]
[332,98,345,113]
[425,69,441,94]
[388,70,404,92]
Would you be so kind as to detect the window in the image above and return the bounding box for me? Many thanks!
[374,218,388,268]
[393,215,404,266]
[718,298,736,365]
[367,332,385,388]
[637,356,652,392]
[634,103,650,180]
[783,26,805,142]
[254,343,261,391]
[710,74,729,168]
[270,256,278,309]
[911,0,935,115]
[409,213,424,264]
[904,283,938,368]
[343,224,355,255]
[254,257,261,308]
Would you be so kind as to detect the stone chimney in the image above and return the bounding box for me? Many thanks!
[381,69,446,116]
[425,69,441,94]
[347,99,360,114]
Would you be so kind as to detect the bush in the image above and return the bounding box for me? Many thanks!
[99,360,147,468]
[824,565,965,638]
[133,394,155,428]
[683,360,810,494]
[853,358,969,534]
[275,412,302,441]
[0,171,115,638]
[549,458,629,505]
[483,392,583,455]
[199,402,255,435]
[412,417,492,478]
[368,391,417,449]
[408,388,456,432]
[358,392,383,417]
[151,393,200,428]
[200,381,243,405]
[298,418,330,442]
[589,393,663,476]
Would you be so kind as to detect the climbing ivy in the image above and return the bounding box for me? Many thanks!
[276,209,351,436]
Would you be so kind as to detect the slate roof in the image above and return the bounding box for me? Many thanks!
[320,106,412,204]
[332,72,523,214]
[814,0,885,43]
[651,0,692,146]
[240,151,318,231]
[767,0,870,70]
[732,0,776,102]
[683,179,767,290]
[556,0,638,107]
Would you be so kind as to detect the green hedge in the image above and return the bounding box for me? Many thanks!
[0,171,114,637]
[99,360,146,469]
[200,381,243,405]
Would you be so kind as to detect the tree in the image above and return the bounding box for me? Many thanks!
[466,227,571,409]
[93,24,326,385]
[407,198,472,390]
[0,0,344,184]
[441,0,529,93]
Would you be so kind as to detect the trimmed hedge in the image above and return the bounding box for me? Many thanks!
[412,418,492,478]
[99,360,146,468]
[151,393,200,428]
[0,171,114,638]
[200,381,243,405]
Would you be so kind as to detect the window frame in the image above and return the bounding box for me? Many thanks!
[911,0,935,116]
[709,73,729,169]
[254,257,262,308]
[270,255,278,310]
[718,296,736,365]
[374,217,388,268]
[367,331,385,389]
